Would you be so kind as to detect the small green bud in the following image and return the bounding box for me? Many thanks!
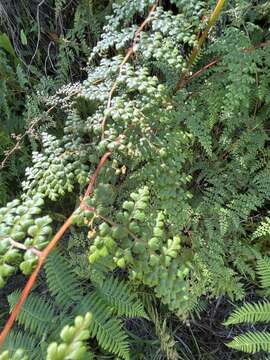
[149,254,159,266]
[20,259,36,275]
[0,239,10,254]
[99,222,110,236]
[116,258,126,268]
[4,249,21,264]
[0,263,15,277]
[133,242,145,254]
[99,246,109,258]
[148,237,160,251]
[123,201,134,212]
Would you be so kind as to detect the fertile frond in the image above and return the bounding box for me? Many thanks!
[224,301,270,326]
[96,275,147,318]
[252,217,270,240]
[45,251,81,308]
[76,293,130,360]
[8,291,56,338]
[46,313,94,360]
[2,330,40,359]
[257,258,270,289]
[227,331,270,354]
[0,349,28,360]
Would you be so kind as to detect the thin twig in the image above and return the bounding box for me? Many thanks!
[28,0,46,73]
[9,238,42,257]
[101,3,158,139]
[0,106,55,169]
[175,0,226,92]
[177,39,270,89]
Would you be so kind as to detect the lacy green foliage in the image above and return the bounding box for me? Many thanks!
[2,252,146,359]
[72,0,270,317]
[56,0,107,82]
[225,332,270,354]
[94,276,147,318]
[225,301,270,326]
[0,42,29,205]
[257,258,270,291]
[225,257,270,354]
[1,0,270,319]
[0,313,93,360]
[81,187,190,316]
[8,291,56,338]
[22,132,89,201]
[0,195,52,286]
[75,294,130,359]
[44,251,82,309]
[1,1,270,358]
[146,303,180,360]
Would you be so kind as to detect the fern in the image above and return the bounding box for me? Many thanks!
[75,293,130,359]
[224,301,270,326]
[225,257,270,354]
[95,276,147,318]
[227,331,270,354]
[2,331,40,358]
[44,251,82,309]
[8,291,56,338]
[257,258,270,289]
[1,252,146,359]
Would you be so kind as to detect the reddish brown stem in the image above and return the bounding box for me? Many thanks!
[0,153,111,348]
[83,151,112,198]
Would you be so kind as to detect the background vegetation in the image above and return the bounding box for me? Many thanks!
[0,0,270,359]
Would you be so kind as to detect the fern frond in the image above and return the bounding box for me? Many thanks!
[227,331,270,353]
[45,251,81,308]
[257,258,270,289]
[76,293,130,360]
[8,291,56,338]
[2,330,41,359]
[224,301,270,326]
[96,276,147,318]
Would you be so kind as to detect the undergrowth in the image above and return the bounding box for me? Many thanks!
[0,0,270,358]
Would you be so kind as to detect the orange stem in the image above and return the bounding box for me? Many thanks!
[0,152,111,348]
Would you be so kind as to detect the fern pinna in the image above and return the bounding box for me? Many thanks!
[225,258,270,354]
[2,251,146,359]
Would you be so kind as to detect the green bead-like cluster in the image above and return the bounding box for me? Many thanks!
[0,195,52,286]
[46,313,93,360]
[0,313,93,360]
[86,187,190,314]
[138,7,197,72]
[0,349,28,360]
[22,132,89,201]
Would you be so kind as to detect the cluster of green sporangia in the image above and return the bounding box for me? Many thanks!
[0,195,52,286]
[46,313,93,360]
[170,0,206,20]
[138,8,197,71]
[89,0,154,60]
[78,186,190,314]
[0,313,93,360]
[0,349,28,360]
[22,132,89,201]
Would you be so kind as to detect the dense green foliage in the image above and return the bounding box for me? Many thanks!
[225,257,270,354]
[0,0,270,358]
